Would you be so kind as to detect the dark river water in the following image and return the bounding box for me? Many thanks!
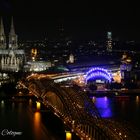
[0,94,140,140]
[0,95,80,140]
[92,95,140,129]
[0,98,60,140]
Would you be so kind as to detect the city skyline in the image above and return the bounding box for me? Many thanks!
[1,2,140,140]
[0,1,140,41]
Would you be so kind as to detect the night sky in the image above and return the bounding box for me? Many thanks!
[0,0,140,41]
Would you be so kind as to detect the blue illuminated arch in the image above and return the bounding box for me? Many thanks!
[86,67,112,83]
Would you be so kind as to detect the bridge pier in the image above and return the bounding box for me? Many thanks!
[36,101,41,111]
[65,131,72,140]
[87,125,90,138]
[90,127,93,139]
[93,127,96,139]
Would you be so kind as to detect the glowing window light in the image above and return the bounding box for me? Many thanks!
[86,67,112,82]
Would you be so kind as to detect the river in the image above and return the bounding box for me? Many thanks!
[1,93,140,140]
[0,95,80,140]
[92,95,140,129]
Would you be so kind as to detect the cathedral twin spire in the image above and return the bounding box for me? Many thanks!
[0,18,6,49]
[0,18,5,35]
[10,17,15,35]
[0,17,18,49]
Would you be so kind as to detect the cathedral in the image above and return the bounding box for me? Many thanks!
[0,17,25,72]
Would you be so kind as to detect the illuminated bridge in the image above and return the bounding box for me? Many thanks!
[19,74,139,140]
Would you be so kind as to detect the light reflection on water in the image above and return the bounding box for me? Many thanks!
[93,96,112,118]
[134,96,140,117]
[136,96,139,106]
[34,111,41,140]
[0,99,57,140]
[0,100,5,116]
[29,98,32,107]
[34,112,41,128]
[93,95,140,125]
[12,102,15,111]
[1,100,5,108]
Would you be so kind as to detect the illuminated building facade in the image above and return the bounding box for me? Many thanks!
[67,54,74,63]
[86,67,112,83]
[31,48,37,61]
[0,17,25,72]
[120,53,132,81]
[24,61,51,72]
[85,67,113,90]
[106,32,112,52]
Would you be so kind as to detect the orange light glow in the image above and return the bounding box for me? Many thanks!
[113,71,121,83]
[66,131,72,140]
[36,101,41,110]
[34,112,41,139]
[34,112,41,124]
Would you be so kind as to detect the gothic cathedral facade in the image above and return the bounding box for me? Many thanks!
[0,17,25,72]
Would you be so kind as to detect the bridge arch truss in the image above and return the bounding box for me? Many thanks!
[24,76,138,140]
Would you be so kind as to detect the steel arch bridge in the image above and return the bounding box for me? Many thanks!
[86,67,112,83]
[20,74,139,140]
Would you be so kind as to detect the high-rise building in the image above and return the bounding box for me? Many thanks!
[106,32,112,52]
[0,17,25,72]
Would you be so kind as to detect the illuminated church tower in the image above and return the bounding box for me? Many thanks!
[9,17,18,49]
[0,18,6,49]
